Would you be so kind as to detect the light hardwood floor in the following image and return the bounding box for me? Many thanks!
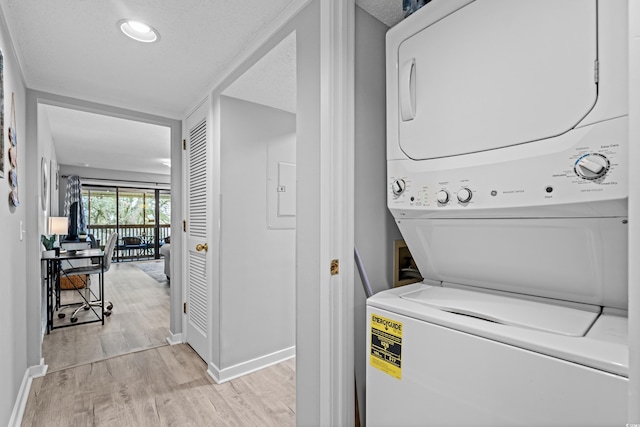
[22,344,296,426]
[43,261,171,372]
[27,261,297,426]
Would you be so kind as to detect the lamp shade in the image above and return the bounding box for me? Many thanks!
[48,216,67,235]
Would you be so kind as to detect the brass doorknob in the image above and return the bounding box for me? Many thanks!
[196,243,208,252]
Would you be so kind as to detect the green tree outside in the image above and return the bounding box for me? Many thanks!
[83,188,171,226]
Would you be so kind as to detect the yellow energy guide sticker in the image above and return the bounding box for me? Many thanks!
[370,314,402,379]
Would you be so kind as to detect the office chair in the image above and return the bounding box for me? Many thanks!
[60,232,118,323]
[88,233,101,263]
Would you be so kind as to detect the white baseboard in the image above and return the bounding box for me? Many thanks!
[29,358,48,378]
[166,331,183,345]
[9,359,48,427]
[207,346,295,384]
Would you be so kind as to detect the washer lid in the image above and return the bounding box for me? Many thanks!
[396,0,597,160]
[400,285,600,337]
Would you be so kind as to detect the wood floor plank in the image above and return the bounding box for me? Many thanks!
[26,262,296,426]
[43,261,170,372]
[22,345,296,426]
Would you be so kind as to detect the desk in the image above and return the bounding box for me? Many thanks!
[42,249,104,333]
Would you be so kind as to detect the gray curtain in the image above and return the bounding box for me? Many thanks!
[63,175,86,233]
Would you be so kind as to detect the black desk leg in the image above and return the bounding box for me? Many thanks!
[46,260,52,334]
[101,259,105,325]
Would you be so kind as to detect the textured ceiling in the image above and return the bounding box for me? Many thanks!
[357,0,404,27]
[42,105,171,176]
[0,0,297,119]
[0,0,400,175]
[223,32,297,114]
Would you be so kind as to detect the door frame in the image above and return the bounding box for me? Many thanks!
[179,0,355,424]
[27,90,183,363]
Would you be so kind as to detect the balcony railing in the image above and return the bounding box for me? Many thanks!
[87,224,170,261]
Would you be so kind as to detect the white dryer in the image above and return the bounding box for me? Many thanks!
[367,1,629,426]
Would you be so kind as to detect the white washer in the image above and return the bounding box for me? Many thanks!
[367,1,629,425]
[367,285,627,426]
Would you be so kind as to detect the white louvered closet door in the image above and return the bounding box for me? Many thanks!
[185,102,210,363]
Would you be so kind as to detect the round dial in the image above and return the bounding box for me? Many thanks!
[574,153,610,180]
[457,188,472,203]
[436,190,449,204]
[391,179,406,196]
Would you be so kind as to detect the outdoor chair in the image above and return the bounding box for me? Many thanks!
[122,236,144,260]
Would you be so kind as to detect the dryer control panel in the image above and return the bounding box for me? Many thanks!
[388,117,628,218]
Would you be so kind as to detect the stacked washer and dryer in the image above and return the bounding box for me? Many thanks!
[366,1,629,426]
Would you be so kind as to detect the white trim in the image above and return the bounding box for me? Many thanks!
[8,359,48,427]
[80,178,170,190]
[319,0,356,425]
[628,1,640,422]
[166,332,183,345]
[206,346,296,384]
[30,358,48,378]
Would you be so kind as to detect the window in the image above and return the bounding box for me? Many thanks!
[82,186,171,260]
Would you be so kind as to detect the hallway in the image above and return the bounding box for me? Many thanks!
[26,261,295,425]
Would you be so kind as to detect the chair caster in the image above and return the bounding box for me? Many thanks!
[104,310,112,317]
[70,317,78,323]
[58,313,66,319]
[106,303,114,310]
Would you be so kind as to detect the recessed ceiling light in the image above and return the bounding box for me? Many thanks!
[118,19,160,43]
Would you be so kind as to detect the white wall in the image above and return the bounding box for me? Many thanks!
[628,0,640,422]
[353,7,402,425]
[0,7,29,424]
[218,95,296,371]
[35,103,59,337]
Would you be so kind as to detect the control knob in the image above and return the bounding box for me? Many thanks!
[391,179,406,196]
[457,188,472,203]
[436,190,450,204]
[574,153,610,180]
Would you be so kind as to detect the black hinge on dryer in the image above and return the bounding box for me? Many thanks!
[183,220,187,232]
[594,60,599,84]
[183,139,187,150]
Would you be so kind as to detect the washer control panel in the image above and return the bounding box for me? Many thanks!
[574,153,610,180]
[456,188,473,203]
[436,190,449,204]
[391,179,406,196]
[388,118,628,215]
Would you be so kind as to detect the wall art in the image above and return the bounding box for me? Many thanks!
[8,92,19,207]
[41,157,48,211]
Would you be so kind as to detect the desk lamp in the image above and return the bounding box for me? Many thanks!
[48,216,67,255]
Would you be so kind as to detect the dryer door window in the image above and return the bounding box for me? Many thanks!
[397,0,597,160]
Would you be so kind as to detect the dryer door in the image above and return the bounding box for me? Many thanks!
[397,0,597,160]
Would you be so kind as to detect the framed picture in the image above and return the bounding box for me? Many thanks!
[41,157,48,211]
